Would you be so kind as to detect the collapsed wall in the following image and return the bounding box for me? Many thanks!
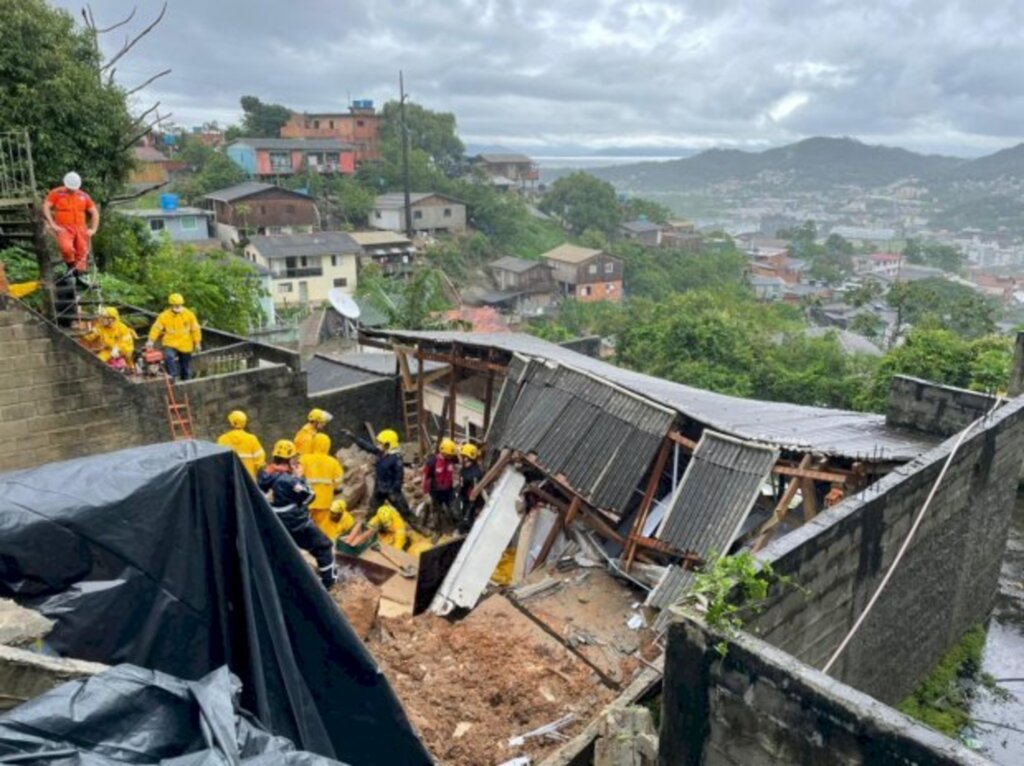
[0,296,398,472]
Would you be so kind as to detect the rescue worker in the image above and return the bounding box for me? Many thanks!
[457,442,485,534]
[294,408,333,456]
[84,307,135,365]
[146,293,201,382]
[345,427,411,517]
[42,172,100,289]
[323,498,356,542]
[422,437,458,531]
[299,432,345,537]
[345,501,408,552]
[216,410,265,479]
[257,440,336,588]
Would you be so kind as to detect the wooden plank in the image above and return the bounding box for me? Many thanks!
[801,477,819,522]
[624,436,672,571]
[470,448,512,501]
[395,347,415,391]
[752,455,812,553]
[667,431,698,451]
[415,345,426,456]
[482,370,495,435]
[448,346,458,440]
[773,463,849,484]
[531,499,573,572]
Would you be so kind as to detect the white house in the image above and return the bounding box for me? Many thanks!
[371,192,466,235]
[243,232,360,307]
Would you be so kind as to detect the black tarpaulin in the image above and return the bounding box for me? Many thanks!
[0,441,430,765]
[0,663,346,764]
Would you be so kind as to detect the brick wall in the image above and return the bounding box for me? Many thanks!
[887,375,999,437]
[751,386,1024,704]
[660,619,989,766]
[0,297,398,471]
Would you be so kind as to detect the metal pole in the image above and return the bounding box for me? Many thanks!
[399,71,413,240]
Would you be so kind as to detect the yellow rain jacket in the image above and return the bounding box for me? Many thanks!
[216,429,266,478]
[311,507,354,541]
[148,307,201,353]
[367,505,408,551]
[85,320,135,363]
[299,435,344,511]
[294,422,319,456]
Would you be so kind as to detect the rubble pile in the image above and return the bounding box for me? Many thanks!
[367,595,613,766]
[330,572,380,640]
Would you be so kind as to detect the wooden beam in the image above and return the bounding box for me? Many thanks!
[532,496,575,572]
[752,454,812,553]
[470,448,512,501]
[668,431,698,451]
[448,346,458,440]
[415,348,507,374]
[801,477,819,522]
[624,436,672,571]
[773,463,849,484]
[482,370,495,435]
[416,345,426,457]
[395,347,414,391]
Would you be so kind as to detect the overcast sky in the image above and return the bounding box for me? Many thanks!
[51,0,1024,157]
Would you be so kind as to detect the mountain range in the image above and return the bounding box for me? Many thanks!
[586,137,1024,193]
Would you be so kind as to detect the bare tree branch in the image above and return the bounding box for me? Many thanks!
[109,180,169,204]
[93,6,136,34]
[129,101,162,128]
[100,2,167,74]
[126,69,171,97]
[122,112,173,149]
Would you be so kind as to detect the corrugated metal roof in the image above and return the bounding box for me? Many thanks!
[373,330,939,461]
[204,182,312,203]
[541,243,604,264]
[229,137,354,151]
[655,431,778,557]
[648,565,698,632]
[490,256,547,273]
[304,354,388,394]
[247,232,362,258]
[486,358,675,515]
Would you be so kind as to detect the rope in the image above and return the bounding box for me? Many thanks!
[822,397,1004,675]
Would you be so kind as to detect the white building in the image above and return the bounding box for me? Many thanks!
[243,232,360,307]
[371,192,466,235]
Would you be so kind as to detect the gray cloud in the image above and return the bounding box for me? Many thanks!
[49,0,1024,156]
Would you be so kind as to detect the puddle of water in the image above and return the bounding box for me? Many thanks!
[969,496,1024,764]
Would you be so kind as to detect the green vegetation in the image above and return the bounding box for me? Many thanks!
[239,95,293,138]
[540,172,623,237]
[0,0,135,202]
[898,625,987,737]
[889,278,995,340]
[355,264,453,330]
[903,239,965,274]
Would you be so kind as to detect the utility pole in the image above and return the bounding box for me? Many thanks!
[399,71,413,240]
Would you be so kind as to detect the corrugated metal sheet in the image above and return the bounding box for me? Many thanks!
[485,358,676,516]
[656,431,778,558]
[304,355,387,394]
[374,330,939,461]
[646,565,696,609]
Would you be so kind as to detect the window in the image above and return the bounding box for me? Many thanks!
[331,255,337,267]
[149,218,165,232]
[413,210,423,220]
[259,205,267,214]
[180,216,198,231]
[300,256,308,267]
[326,153,339,165]
[268,152,290,172]
[313,119,320,129]
[278,283,293,293]
[580,286,592,297]
[605,262,615,274]
[357,119,365,127]
[443,208,452,218]
[329,120,335,129]
[333,277,348,287]
[606,283,615,292]
[374,211,382,219]
[588,264,598,275]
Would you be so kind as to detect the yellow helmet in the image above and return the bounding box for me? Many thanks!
[101,306,120,321]
[168,293,185,306]
[460,443,479,460]
[307,408,333,425]
[272,439,297,459]
[312,432,331,454]
[439,437,457,457]
[227,410,248,428]
[330,498,348,515]
[376,429,399,450]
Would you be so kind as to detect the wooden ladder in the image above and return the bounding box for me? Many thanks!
[164,373,194,440]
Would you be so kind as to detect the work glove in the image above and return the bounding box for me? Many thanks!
[110,347,121,359]
[145,340,154,349]
[194,343,202,352]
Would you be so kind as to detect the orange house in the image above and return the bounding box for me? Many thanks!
[541,244,624,303]
[280,102,381,164]
[226,138,355,179]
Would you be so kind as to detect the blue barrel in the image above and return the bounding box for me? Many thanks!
[160,193,179,211]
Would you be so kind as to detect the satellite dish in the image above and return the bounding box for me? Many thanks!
[329,289,361,320]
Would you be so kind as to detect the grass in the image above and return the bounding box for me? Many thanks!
[898,625,987,737]
[506,217,566,259]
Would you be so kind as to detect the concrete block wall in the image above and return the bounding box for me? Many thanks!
[752,389,1024,705]
[0,297,398,472]
[659,619,989,766]
[887,375,998,437]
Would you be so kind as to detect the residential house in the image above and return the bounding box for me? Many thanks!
[279,101,382,164]
[541,244,624,302]
[750,275,786,301]
[243,232,361,306]
[371,193,467,235]
[347,231,417,276]
[864,252,903,278]
[749,252,806,285]
[473,154,539,188]
[737,235,789,258]
[620,219,664,247]
[129,145,175,186]
[662,220,704,252]
[121,206,213,242]
[225,138,355,179]
[486,256,557,314]
[204,182,318,246]
[829,225,897,249]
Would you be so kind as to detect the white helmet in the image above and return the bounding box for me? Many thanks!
[63,172,82,190]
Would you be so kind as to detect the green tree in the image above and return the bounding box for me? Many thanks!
[176,153,247,204]
[378,100,465,175]
[0,0,135,202]
[91,212,161,283]
[356,265,453,330]
[540,172,623,237]
[903,238,964,273]
[621,197,672,224]
[887,278,995,340]
[239,95,292,137]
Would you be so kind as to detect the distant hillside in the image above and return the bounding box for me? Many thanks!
[941,143,1024,183]
[591,137,964,192]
